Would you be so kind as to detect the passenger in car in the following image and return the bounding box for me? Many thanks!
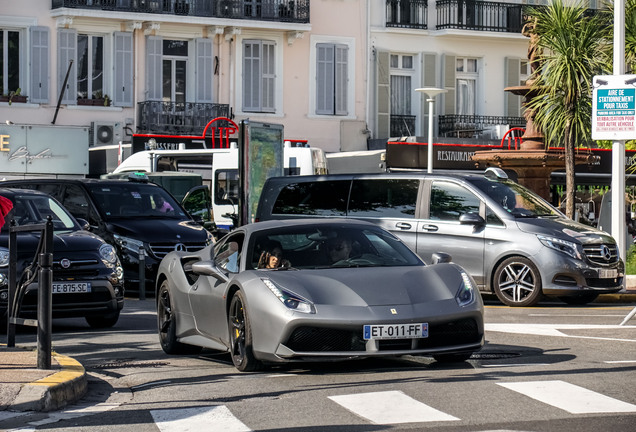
[257,241,290,269]
[153,194,174,213]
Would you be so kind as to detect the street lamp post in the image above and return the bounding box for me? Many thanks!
[416,88,447,173]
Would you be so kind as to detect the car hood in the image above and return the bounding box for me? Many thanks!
[261,264,465,307]
[515,217,615,245]
[106,218,208,242]
[1,229,106,254]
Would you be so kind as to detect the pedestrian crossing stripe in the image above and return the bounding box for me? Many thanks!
[328,390,459,424]
[150,405,251,432]
[497,380,636,414]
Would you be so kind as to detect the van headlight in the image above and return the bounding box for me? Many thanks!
[262,278,315,314]
[537,235,582,260]
[113,234,145,256]
[456,271,476,306]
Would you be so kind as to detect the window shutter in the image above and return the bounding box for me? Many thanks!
[421,53,437,135]
[57,28,77,105]
[243,40,259,111]
[441,54,456,115]
[146,36,162,101]
[375,50,390,139]
[504,57,521,117]
[262,41,275,112]
[316,43,334,114]
[195,38,213,103]
[114,32,133,107]
[30,26,49,104]
[334,44,348,116]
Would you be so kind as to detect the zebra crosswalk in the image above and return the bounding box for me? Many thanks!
[147,379,636,431]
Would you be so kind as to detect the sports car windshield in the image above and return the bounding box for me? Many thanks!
[87,183,186,220]
[247,225,423,270]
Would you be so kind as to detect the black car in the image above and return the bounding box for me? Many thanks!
[0,188,124,328]
[1,176,213,293]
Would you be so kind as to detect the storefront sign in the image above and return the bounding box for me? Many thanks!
[0,124,89,175]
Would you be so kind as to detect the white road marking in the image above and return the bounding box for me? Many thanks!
[328,390,459,424]
[497,380,636,414]
[604,360,636,364]
[151,405,251,432]
[485,323,636,342]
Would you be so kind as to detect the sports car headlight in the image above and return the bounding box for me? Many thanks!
[99,244,118,264]
[0,247,9,268]
[456,271,476,307]
[262,278,315,314]
[113,234,145,256]
[537,235,582,260]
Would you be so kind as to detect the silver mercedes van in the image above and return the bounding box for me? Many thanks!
[255,168,624,307]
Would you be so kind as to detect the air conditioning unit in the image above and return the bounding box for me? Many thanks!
[91,122,122,147]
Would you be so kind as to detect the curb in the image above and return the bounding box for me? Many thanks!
[10,352,87,412]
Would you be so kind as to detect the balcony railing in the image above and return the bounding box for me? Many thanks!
[386,0,428,29]
[438,114,525,138]
[390,115,417,137]
[51,0,310,23]
[137,101,230,135]
[436,0,526,32]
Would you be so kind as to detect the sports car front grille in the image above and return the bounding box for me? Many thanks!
[285,319,481,353]
[148,242,207,259]
[582,244,619,265]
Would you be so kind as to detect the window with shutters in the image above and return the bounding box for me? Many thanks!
[0,28,23,98]
[243,39,275,113]
[316,43,348,116]
[390,54,415,136]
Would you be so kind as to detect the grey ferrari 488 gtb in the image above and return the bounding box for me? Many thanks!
[155,219,484,371]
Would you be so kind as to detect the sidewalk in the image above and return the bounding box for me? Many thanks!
[0,345,86,412]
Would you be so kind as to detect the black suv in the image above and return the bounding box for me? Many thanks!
[1,177,213,293]
[0,188,124,327]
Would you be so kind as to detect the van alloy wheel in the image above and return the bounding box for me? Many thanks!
[493,256,543,307]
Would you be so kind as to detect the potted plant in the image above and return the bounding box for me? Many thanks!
[0,88,27,105]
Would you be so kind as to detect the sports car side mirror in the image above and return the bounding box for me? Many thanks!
[191,260,229,282]
[431,252,452,264]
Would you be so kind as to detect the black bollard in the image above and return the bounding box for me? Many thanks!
[139,246,146,300]
[37,251,52,370]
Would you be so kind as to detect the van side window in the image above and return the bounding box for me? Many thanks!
[486,206,504,226]
[430,182,480,221]
[349,179,418,218]
[62,185,97,225]
[272,181,349,216]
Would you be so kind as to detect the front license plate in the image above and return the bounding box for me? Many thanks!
[598,268,618,279]
[363,323,428,340]
[52,282,91,294]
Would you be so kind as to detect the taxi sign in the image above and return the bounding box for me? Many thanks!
[592,74,636,140]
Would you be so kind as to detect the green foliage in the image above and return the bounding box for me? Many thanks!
[626,245,636,275]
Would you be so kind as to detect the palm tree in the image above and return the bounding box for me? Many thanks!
[525,0,611,218]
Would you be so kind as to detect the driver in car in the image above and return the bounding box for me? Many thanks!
[328,237,352,264]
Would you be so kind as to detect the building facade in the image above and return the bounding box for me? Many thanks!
[0,0,538,176]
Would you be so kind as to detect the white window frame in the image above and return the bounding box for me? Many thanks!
[390,53,416,117]
[77,34,105,100]
[455,57,479,116]
[235,33,283,116]
[0,17,35,101]
[308,35,356,119]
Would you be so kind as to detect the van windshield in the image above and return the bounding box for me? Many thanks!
[86,183,186,220]
[471,178,560,218]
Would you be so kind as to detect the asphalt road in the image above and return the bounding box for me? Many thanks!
[2,297,636,432]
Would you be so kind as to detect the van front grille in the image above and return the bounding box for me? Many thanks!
[582,244,620,265]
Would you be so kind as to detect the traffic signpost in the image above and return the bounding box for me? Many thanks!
[592,75,636,140]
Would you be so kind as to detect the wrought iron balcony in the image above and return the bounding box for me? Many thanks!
[386,0,428,30]
[51,0,310,23]
[137,100,230,135]
[390,115,417,137]
[438,114,525,138]
[436,0,526,33]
